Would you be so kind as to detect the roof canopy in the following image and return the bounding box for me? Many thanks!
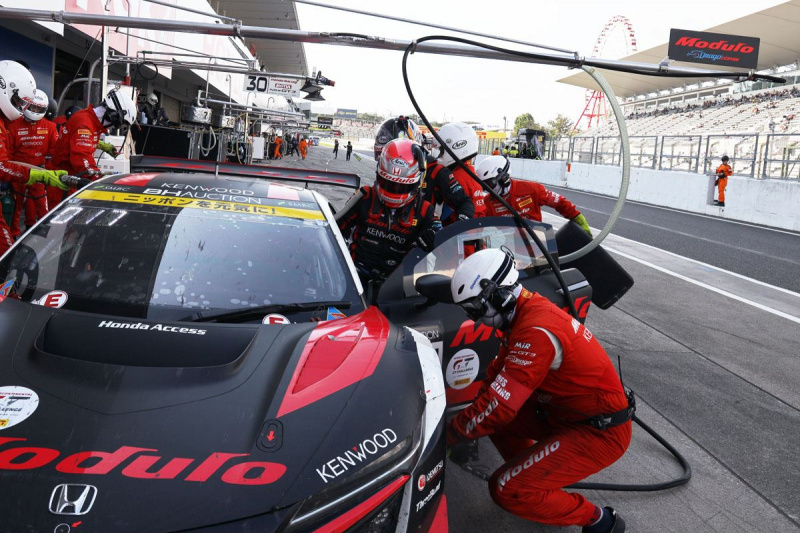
[558,0,800,97]
[214,0,308,76]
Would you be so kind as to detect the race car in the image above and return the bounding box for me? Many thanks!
[0,158,632,531]
[0,164,448,532]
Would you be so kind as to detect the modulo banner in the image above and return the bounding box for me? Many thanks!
[668,29,760,69]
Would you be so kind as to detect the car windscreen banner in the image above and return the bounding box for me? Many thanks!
[668,29,760,69]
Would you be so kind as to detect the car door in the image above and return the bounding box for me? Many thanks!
[377,217,592,410]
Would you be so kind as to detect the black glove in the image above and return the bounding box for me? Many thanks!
[447,440,479,466]
[715,178,720,186]
[416,228,436,252]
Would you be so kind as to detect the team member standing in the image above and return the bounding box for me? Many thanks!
[333,138,339,159]
[299,137,308,160]
[476,155,592,235]
[448,248,632,533]
[715,155,732,206]
[51,88,136,180]
[430,122,486,223]
[0,61,68,255]
[345,140,353,161]
[7,89,59,235]
[272,135,283,159]
[336,139,436,287]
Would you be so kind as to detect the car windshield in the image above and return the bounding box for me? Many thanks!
[0,188,361,321]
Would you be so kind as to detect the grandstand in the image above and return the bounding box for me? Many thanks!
[555,0,800,179]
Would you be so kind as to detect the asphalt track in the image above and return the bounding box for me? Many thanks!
[266,149,800,532]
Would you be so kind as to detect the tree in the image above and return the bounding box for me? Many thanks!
[545,114,575,139]
[406,113,423,124]
[513,113,542,135]
[357,112,385,123]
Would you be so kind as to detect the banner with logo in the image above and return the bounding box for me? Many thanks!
[668,29,760,69]
[335,109,358,119]
[317,116,334,125]
[244,75,304,97]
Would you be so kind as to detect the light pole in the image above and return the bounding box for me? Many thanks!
[503,116,507,132]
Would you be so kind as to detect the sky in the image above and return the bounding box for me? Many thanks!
[294,0,784,128]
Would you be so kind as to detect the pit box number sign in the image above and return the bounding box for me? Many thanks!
[244,75,303,97]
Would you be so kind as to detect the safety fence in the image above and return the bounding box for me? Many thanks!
[539,133,798,179]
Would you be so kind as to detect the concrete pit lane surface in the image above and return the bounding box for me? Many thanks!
[258,150,800,532]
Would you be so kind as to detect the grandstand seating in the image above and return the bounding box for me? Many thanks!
[588,86,800,137]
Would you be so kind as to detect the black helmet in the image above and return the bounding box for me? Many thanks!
[65,105,81,120]
[721,155,730,162]
[373,117,423,159]
[45,97,58,121]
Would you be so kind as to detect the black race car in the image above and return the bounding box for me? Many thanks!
[0,158,631,532]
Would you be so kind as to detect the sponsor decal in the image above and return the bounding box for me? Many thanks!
[497,441,560,491]
[144,184,259,204]
[415,480,441,512]
[417,460,444,491]
[0,386,39,431]
[518,197,533,208]
[464,396,499,435]
[76,190,324,220]
[390,158,409,167]
[571,318,581,334]
[32,291,68,309]
[0,279,13,302]
[0,76,5,90]
[365,226,406,243]
[507,355,534,366]
[316,429,398,483]
[490,374,512,402]
[263,314,290,325]
[514,342,531,350]
[0,438,286,485]
[668,28,759,69]
[98,320,207,335]
[37,128,48,135]
[326,307,346,321]
[451,140,468,150]
[445,349,479,390]
[410,323,443,360]
[76,129,92,135]
[450,319,497,347]
[469,274,481,290]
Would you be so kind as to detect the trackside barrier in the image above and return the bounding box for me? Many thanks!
[704,134,758,178]
[473,155,800,231]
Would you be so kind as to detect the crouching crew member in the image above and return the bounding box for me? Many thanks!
[447,248,633,533]
[336,138,436,287]
[476,155,592,235]
[0,60,68,255]
[8,89,59,235]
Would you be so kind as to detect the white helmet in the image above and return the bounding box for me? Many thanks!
[432,121,479,167]
[146,92,158,106]
[102,88,137,130]
[475,155,511,194]
[0,60,36,121]
[451,248,519,328]
[23,89,48,122]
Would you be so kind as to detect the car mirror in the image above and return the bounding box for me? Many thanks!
[414,274,454,304]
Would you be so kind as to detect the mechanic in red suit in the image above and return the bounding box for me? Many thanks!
[430,121,486,224]
[7,89,59,235]
[336,138,437,287]
[476,155,592,236]
[51,88,135,180]
[0,61,68,255]
[447,248,633,533]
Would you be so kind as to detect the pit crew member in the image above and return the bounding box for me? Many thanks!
[7,88,58,235]
[336,138,436,286]
[476,155,592,235]
[51,88,136,179]
[430,121,486,223]
[0,60,67,255]
[715,154,732,206]
[447,248,632,532]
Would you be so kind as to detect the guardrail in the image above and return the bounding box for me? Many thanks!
[541,133,799,179]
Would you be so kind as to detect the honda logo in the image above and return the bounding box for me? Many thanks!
[49,484,97,515]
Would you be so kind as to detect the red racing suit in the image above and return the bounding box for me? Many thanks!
[0,115,34,255]
[337,186,436,283]
[448,288,631,527]
[51,106,107,177]
[485,178,580,222]
[449,163,487,223]
[420,158,474,222]
[7,117,59,235]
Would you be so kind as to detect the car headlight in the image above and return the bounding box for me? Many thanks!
[285,422,422,533]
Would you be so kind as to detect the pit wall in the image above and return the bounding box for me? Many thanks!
[475,156,800,232]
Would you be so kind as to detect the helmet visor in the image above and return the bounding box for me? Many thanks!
[27,101,47,116]
[10,91,30,114]
[377,174,419,196]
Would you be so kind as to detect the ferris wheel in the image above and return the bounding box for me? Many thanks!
[574,16,638,132]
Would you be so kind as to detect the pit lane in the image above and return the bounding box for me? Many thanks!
[262,148,800,532]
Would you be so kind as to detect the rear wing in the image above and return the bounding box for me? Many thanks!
[129,155,361,190]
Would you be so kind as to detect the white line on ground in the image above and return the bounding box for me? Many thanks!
[549,185,800,237]
[606,246,800,325]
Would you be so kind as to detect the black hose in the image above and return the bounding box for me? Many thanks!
[400,37,578,319]
[406,35,692,492]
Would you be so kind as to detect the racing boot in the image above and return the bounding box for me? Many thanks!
[582,507,625,533]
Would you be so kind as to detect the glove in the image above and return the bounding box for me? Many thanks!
[447,441,479,466]
[715,178,720,186]
[28,169,69,191]
[416,228,436,252]
[457,213,471,222]
[97,140,118,157]
[572,213,592,237]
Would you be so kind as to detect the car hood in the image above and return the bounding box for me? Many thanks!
[0,300,424,531]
